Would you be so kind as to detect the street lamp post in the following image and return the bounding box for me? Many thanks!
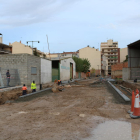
[0,33,3,43]
[26,41,40,55]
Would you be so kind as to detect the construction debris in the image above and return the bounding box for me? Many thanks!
[64,85,71,88]
[51,83,64,93]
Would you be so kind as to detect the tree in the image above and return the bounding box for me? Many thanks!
[82,58,91,73]
[123,55,128,62]
[43,54,46,58]
[72,56,83,72]
[72,56,91,73]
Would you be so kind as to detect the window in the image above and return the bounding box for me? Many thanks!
[31,67,37,74]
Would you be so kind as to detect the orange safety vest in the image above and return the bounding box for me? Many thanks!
[22,86,27,91]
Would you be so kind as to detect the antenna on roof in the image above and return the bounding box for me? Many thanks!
[46,35,51,60]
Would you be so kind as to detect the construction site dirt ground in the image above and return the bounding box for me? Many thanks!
[0,79,140,140]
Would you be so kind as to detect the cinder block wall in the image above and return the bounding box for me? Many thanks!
[26,54,41,85]
[0,54,28,85]
[111,62,128,78]
[0,54,41,86]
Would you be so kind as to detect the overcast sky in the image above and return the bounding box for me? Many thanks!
[0,0,140,53]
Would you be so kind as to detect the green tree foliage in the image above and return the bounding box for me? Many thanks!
[82,58,91,73]
[123,55,128,62]
[33,49,40,57]
[43,54,46,58]
[90,68,95,74]
[72,56,91,73]
[72,56,83,72]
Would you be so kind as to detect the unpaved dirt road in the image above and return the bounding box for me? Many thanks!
[0,79,140,140]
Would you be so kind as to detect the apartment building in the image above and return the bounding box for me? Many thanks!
[100,40,120,75]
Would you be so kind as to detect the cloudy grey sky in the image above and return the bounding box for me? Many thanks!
[0,0,140,53]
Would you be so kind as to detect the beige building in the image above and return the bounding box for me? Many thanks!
[12,41,32,54]
[79,46,101,75]
[120,47,128,62]
[100,39,120,75]
[11,41,46,58]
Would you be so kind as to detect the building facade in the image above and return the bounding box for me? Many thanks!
[0,36,12,54]
[79,46,101,75]
[122,40,140,80]
[51,57,76,81]
[12,41,32,55]
[100,39,120,75]
[0,54,52,87]
[120,47,128,62]
[46,51,79,59]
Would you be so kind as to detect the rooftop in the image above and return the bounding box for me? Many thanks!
[128,40,140,48]
[0,43,12,48]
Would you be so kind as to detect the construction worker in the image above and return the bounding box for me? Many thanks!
[58,80,61,85]
[22,84,27,95]
[31,81,36,92]
[88,70,90,79]
[6,70,10,86]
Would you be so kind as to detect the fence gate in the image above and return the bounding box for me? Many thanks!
[0,68,21,88]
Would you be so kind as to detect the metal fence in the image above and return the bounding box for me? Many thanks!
[0,68,21,88]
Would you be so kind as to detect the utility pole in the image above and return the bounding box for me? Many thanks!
[46,35,51,60]
[26,41,40,55]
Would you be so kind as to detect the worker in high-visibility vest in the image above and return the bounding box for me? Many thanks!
[58,80,61,85]
[31,81,36,92]
[22,84,27,95]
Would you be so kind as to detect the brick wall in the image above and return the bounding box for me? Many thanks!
[111,62,128,78]
[76,72,86,79]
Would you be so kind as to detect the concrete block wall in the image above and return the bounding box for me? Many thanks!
[0,54,41,86]
[26,54,41,85]
[0,54,28,86]
[123,68,130,80]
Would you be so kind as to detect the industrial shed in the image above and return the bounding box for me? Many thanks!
[51,57,76,82]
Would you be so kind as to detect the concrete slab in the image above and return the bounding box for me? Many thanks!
[108,81,130,102]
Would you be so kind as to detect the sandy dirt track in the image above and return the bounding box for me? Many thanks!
[0,79,139,140]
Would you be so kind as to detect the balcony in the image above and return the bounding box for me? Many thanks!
[111,50,118,52]
[104,54,118,56]
[108,57,118,60]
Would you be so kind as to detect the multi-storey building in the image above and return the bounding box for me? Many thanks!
[100,40,120,75]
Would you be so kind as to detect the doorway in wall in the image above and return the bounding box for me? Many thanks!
[70,63,73,79]
[52,60,60,82]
